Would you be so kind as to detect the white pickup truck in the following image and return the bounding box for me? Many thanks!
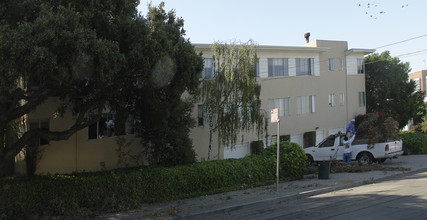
[304,133,404,165]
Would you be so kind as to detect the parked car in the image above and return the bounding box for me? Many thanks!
[305,133,404,166]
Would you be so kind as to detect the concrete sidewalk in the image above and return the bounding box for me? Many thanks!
[98,155,427,220]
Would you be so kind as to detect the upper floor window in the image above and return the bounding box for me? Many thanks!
[357,58,365,74]
[328,58,334,71]
[201,58,213,79]
[339,58,344,71]
[269,98,290,117]
[297,95,315,115]
[268,58,288,77]
[296,58,314,76]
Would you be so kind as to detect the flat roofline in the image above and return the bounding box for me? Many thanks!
[345,48,375,55]
[193,43,329,53]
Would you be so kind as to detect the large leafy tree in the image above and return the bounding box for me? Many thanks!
[0,0,133,177]
[200,40,266,160]
[365,51,426,129]
[0,0,202,177]
[116,3,203,166]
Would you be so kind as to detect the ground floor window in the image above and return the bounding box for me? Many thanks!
[29,119,50,146]
[88,114,115,139]
[303,131,316,148]
[359,91,366,107]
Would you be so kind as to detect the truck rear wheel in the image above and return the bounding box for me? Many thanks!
[357,152,373,165]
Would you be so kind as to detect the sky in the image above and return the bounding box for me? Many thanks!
[138,0,427,73]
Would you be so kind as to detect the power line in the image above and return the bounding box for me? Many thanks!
[396,49,427,58]
[374,34,427,50]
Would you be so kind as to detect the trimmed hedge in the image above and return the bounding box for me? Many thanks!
[262,141,307,179]
[398,132,427,154]
[0,143,306,219]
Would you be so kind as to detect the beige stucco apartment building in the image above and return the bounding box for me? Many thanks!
[16,39,374,175]
[192,40,374,161]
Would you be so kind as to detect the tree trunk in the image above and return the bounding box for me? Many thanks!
[208,126,213,160]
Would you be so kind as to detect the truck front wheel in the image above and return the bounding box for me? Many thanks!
[357,152,373,165]
[306,154,314,166]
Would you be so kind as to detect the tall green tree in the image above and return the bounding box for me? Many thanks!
[200,40,266,160]
[113,3,203,166]
[365,51,426,129]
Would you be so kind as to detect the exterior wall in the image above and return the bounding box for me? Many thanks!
[192,40,373,160]
[20,98,144,175]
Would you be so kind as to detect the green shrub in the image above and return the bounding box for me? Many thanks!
[262,141,307,179]
[398,132,427,154]
[0,143,307,218]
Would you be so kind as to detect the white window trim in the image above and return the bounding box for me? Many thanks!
[340,93,345,106]
[339,58,344,71]
[329,93,335,107]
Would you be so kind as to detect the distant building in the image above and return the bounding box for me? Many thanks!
[408,70,427,103]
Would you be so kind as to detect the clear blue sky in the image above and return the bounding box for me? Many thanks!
[138,0,427,72]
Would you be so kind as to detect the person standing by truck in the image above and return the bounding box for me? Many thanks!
[343,133,356,164]
[346,119,355,137]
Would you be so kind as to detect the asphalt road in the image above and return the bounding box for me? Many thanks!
[185,170,427,220]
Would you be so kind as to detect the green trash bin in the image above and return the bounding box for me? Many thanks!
[318,161,331,179]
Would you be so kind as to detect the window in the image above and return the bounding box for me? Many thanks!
[280,135,290,142]
[201,58,213,79]
[296,58,314,76]
[268,58,288,77]
[413,78,421,91]
[357,58,365,74]
[340,93,345,106]
[359,92,366,107]
[328,93,335,107]
[29,119,50,146]
[319,135,335,148]
[303,131,316,148]
[297,95,315,115]
[88,114,115,139]
[256,58,260,77]
[328,58,334,71]
[198,105,208,126]
[269,98,290,117]
[339,58,344,71]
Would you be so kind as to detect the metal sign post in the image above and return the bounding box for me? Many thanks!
[271,108,280,192]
